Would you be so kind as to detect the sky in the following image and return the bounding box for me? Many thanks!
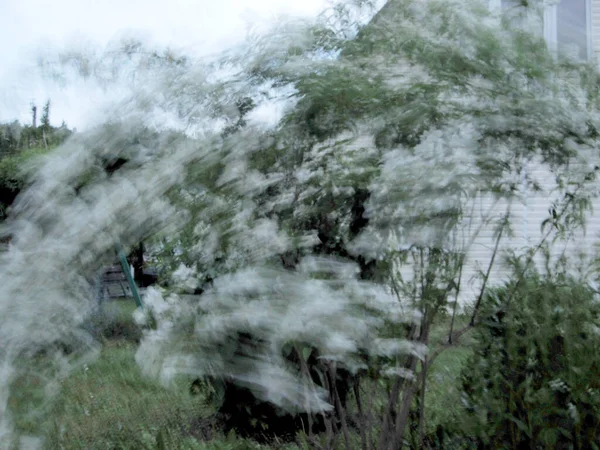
[0,0,331,130]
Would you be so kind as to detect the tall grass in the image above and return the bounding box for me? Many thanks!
[8,300,477,449]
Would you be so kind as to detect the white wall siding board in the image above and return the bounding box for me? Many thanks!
[385,0,600,308]
[593,0,600,61]
[456,192,527,306]
[453,159,600,308]
[393,169,599,309]
[587,0,594,59]
[519,161,598,281]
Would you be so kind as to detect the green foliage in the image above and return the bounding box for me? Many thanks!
[41,100,51,131]
[0,121,22,156]
[0,146,52,220]
[0,113,73,220]
[458,267,600,449]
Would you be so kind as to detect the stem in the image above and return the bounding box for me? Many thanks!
[328,362,352,450]
[376,324,418,450]
[418,357,428,448]
[365,374,376,449]
[391,317,432,450]
[294,344,320,446]
[448,252,465,343]
[376,371,404,449]
[470,209,509,326]
[321,366,337,450]
[353,377,368,450]
[390,355,420,450]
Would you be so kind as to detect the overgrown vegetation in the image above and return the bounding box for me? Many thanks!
[458,262,600,449]
[9,304,476,449]
[0,101,73,220]
[3,0,600,448]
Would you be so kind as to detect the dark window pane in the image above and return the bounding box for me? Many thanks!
[557,0,588,59]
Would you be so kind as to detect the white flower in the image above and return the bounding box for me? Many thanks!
[171,264,198,291]
[568,403,579,423]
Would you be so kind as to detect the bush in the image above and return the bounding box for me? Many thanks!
[457,269,600,449]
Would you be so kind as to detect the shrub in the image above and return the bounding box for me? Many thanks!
[458,268,600,449]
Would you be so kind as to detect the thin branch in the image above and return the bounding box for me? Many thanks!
[469,208,510,327]
[447,252,465,342]
[429,188,583,368]
[504,190,578,312]
[328,362,352,450]
[426,321,477,370]
[353,377,368,450]
[417,356,428,448]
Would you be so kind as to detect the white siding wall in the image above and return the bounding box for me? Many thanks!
[456,159,600,308]
[441,0,600,308]
[593,0,600,61]
[389,1,600,307]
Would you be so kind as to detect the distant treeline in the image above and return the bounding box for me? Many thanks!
[0,101,74,220]
[0,101,73,155]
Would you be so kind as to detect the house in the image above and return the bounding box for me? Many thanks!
[469,0,600,304]
[494,0,594,60]
[363,0,600,305]
[369,0,596,60]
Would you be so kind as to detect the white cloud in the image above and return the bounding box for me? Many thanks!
[0,0,329,129]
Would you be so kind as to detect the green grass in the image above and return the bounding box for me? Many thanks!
[7,300,307,449]
[7,304,476,449]
[10,340,309,450]
[7,299,210,449]
[423,314,475,437]
[48,342,209,449]
[10,339,209,449]
[86,298,144,343]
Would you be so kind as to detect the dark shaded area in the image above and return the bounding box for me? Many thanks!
[313,188,379,281]
[192,332,355,443]
[103,156,129,175]
[0,186,20,221]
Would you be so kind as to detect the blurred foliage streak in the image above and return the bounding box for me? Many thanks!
[2,0,600,448]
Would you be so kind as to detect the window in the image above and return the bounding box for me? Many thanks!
[492,0,593,60]
[556,0,591,59]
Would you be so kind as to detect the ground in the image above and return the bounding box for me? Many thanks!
[8,300,476,449]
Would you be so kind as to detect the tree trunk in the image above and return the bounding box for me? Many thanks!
[130,242,145,285]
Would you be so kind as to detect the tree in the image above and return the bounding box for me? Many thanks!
[40,100,51,149]
[30,103,37,128]
[0,121,22,155]
[41,100,50,130]
[0,112,74,223]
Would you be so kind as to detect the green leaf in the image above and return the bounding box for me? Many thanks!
[302,346,312,361]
